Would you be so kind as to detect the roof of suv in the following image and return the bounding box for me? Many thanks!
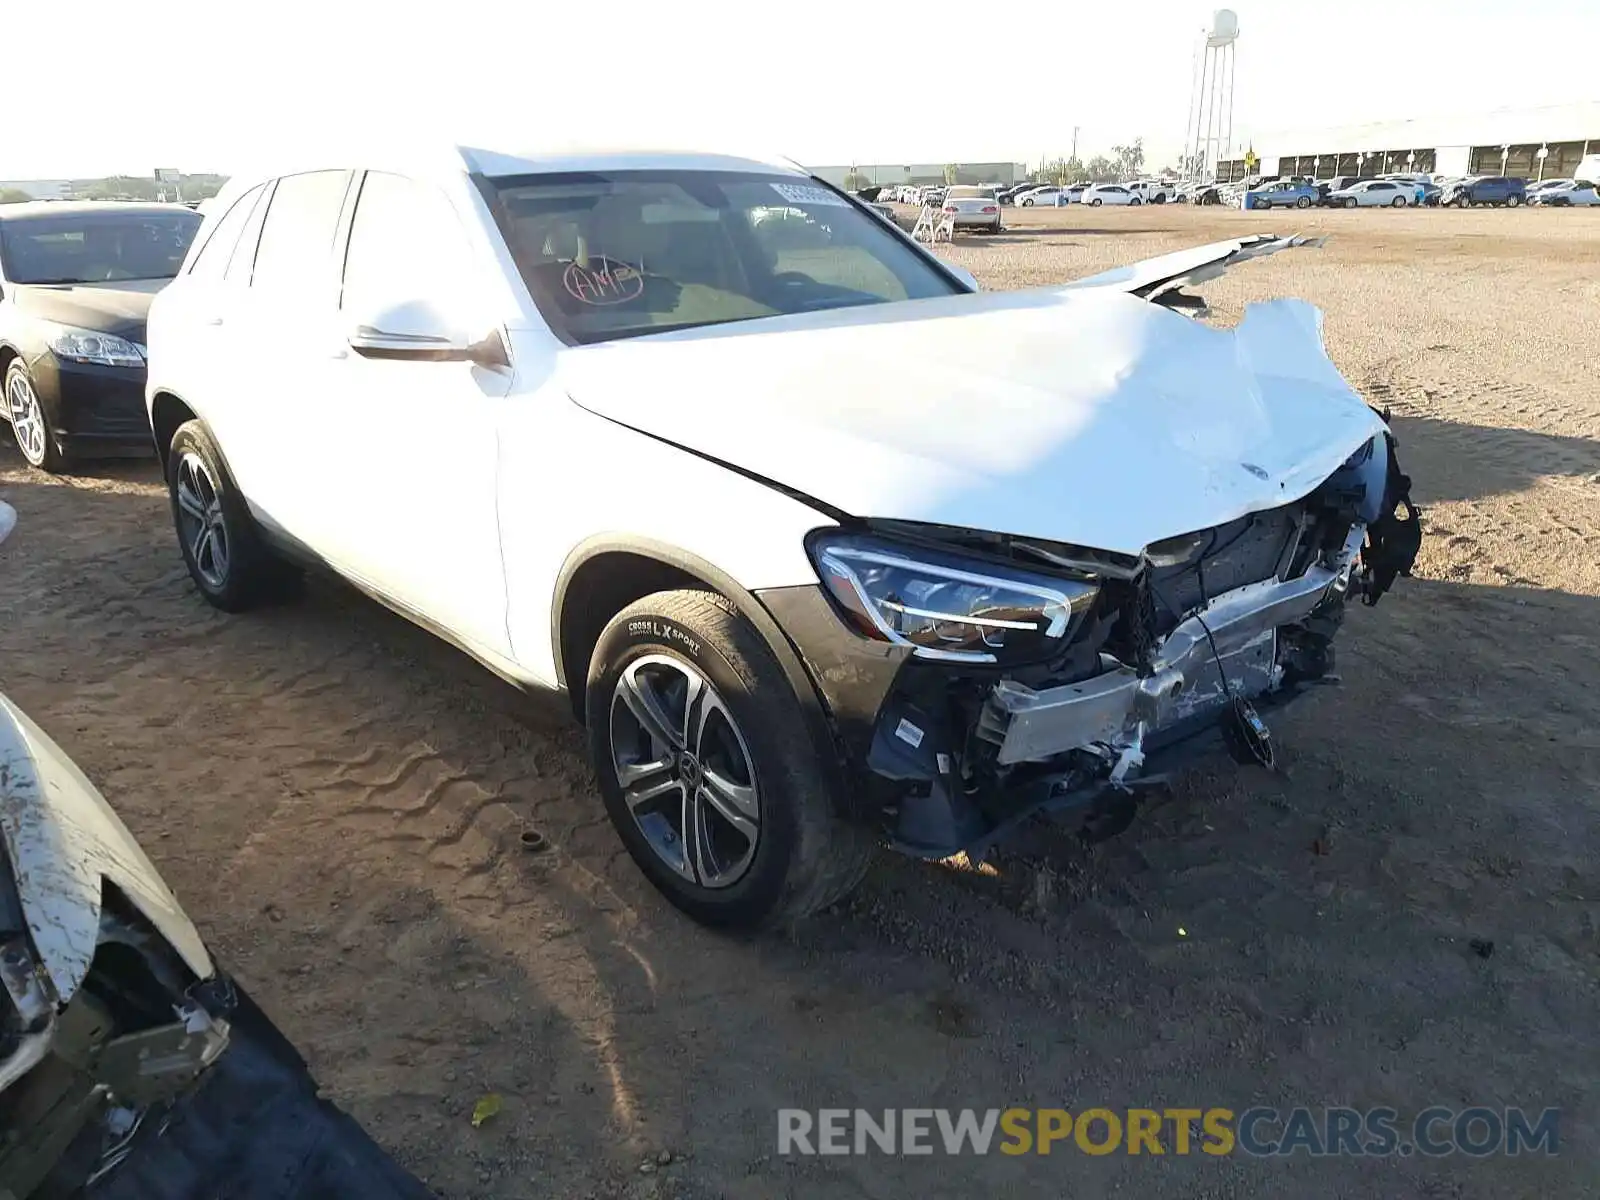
[225,143,807,188]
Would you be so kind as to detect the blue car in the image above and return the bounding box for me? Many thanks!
[1243,179,1319,210]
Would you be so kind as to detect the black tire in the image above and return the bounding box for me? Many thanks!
[1344,197,1358,209]
[1020,198,1033,207]
[167,419,300,612]
[1295,195,1312,209]
[1506,194,1522,207]
[586,589,875,930]
[1130,197,1142,206]
[1090,197,1103,206]
[4,359,65,472]
[1391,196,1406,207]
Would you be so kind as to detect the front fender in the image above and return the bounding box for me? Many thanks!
[0,694,213,1000]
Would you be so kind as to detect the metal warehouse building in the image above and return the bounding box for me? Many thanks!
[1221,100,1600,182]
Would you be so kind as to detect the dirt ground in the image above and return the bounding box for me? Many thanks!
[2,205,1597,1198]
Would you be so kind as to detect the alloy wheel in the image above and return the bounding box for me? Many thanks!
[609,654,760,889]
[174,452,230,590]
[6,371,48,466]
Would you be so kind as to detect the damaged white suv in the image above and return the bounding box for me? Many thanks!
[145,146,1421,929]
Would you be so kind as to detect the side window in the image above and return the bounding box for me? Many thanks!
[250,170,351,294]
[341,172,474,314]
[187,184,265,281]
[224,184,273,285]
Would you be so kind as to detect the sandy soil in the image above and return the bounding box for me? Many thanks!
[2,205,1597,1198]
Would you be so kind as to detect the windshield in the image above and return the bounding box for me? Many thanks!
[0,209,202,285]
[488,170,961,345]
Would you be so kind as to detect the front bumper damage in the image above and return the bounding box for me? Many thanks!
[762,432,1421,860]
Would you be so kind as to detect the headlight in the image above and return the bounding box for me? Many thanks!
[48,328,144,368]
[811,534,1099,664]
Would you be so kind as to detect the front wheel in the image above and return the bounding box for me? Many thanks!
[587,589,875,929]
[1345,197,1358,208]
[1130,197,1142,206]
[167,420,301,612]
[4,360,63,472]
[1021,198,1033,206]
[1295,196,1312,209]
[1506,194,1522,207]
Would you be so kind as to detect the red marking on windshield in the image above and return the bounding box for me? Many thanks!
[563,257,644,305]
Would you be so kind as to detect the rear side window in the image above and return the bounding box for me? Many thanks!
[188,184,265,281]
[250,170,351,293]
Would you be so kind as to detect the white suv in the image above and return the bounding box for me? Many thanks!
[145,145,1420,929]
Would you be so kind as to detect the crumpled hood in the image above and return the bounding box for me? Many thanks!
[10,279,163,339]
[559,287,1387,556]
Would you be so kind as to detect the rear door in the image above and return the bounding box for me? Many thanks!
[156,181,269,450]
[221,170,354,547]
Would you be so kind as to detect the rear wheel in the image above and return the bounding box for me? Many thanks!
[1391,195,1406,207]
[1506,193,1522,207]
[1090,197,1103,206]
[167,420,301,612]
[587,590,875,929]
[4,360,63,472]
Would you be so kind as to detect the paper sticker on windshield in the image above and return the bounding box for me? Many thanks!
[563,257,644,305]
[769,183,850,208]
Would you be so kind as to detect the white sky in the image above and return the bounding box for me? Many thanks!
[7,0,1597,178]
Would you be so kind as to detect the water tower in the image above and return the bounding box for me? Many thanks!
[1183,9,1240,181]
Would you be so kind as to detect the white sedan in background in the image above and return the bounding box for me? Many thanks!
[1082,184,1140,206]
[1017,187,1061,206]
[1530,180,1600,206]
[940,186,1002,232]
[1328,179,1412,208]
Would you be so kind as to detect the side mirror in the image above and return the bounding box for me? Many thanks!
[346,297,505,368]
[946,264,980,292]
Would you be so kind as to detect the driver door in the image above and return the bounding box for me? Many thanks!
[322,170,512,661]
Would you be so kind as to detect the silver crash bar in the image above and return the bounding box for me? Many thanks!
[985,525,1364,765]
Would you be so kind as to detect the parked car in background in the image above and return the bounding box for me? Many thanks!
[941,186,1002,233]
[1062,183,1090,204]
[1244,179,1319,209]
[145,147,1420,929]
[1329,179,1412,208]
[1017,186,1061,206]
[1441,176,1527,207]
[1577,155,1600,186]
[1524,178,1571,201]
[1175,182,1222,205]
[1083,183,1139,206]
[0,201,202,472]
[1127,180,1177,204]
[1530,180,1600,206]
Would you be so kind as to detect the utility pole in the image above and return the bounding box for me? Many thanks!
[1071,126,1080,165]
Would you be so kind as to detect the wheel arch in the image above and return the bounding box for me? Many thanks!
[148,390,199,479]
[551,536,836,753]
